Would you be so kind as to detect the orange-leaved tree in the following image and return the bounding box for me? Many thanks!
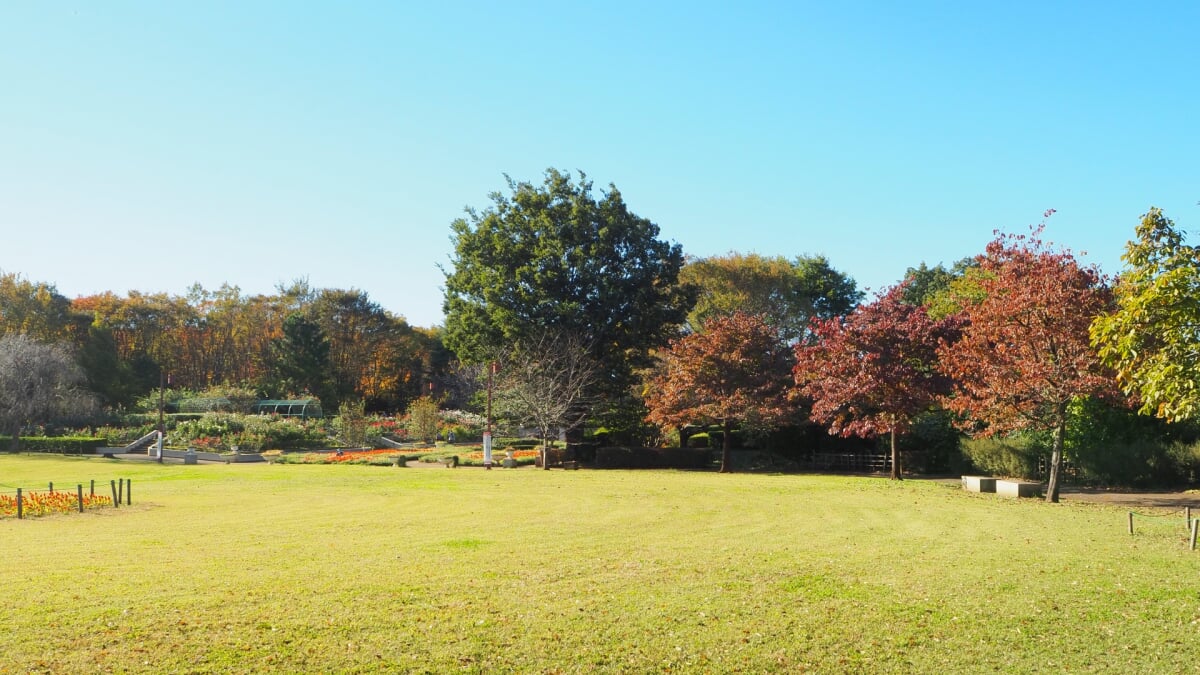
[793,284,961,480]
[644,312,795,472]
[937,222,1116,502]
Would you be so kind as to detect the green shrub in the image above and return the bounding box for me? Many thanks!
[171,413,330,451]
[120,413,203,430]
[594,446,711,469]
[1166,441,1200,484]
[961,435,1042,479]
[687,432,710,448]
[442,424,477,442]
[1065,397,1200,487]
[1,437,106,454]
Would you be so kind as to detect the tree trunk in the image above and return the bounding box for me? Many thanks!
[719,419,732,473]
[678,426,691,449]
[8,423,19,453]
[1046,408,1067,503]
[889,427,902,481]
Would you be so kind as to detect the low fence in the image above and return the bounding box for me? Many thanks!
[0,478,133,519]
[802,452,892,473]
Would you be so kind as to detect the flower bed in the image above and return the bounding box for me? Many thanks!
[0,490,114,519]
[462,449,540,463]
[276,449,421,466]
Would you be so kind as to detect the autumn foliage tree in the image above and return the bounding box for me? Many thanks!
[793,284,961,480]
[937,223,1116,502]
[644,312,795,473]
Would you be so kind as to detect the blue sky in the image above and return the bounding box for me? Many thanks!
[2,2,1197,328]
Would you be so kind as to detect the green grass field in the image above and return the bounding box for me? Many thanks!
[2,455,1198,673]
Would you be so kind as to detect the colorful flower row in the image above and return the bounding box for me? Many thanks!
[0,490,114,519]
[462,449,541,461]
[288,448,406,464]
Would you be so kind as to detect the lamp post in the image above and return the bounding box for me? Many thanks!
[484,361,497,469]
[156,371,165,463]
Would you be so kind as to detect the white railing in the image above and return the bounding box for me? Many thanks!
[122,430,164,454]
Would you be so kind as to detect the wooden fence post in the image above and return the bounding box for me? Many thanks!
[125,479,131,506]
[49,481,53,493]
[77,484,84,513]
[117,479,123,504]
[1191,518,1199,552]
[110,480,119,508]
[16,488,22,519]
[1128,512,1134,535]
[90,479,94,497]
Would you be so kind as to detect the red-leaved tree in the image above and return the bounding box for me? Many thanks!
[793,284,961,480]
[644,312,796,473]
[938,223,1115,502]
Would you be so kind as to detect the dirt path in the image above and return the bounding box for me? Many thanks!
[1058,487,1200,509]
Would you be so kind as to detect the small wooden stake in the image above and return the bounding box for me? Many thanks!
[1191,518,1199,552]
[1128,512,1134,535]
[48,481,53,493]
[90,479,95,497]
[117,478,123,504]
[77,484,84,513]
[125,479,131,506]
[110,480,119,508]
[16,488,22,519]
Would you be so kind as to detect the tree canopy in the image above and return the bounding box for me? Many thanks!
[442,169,695,399]
[644,312,796,472]
[0,334,96,451]
[794,284,961,479]
[1091,208,1200,423]
[681,252,860,343]
[938,224,1115,502]
[493,329,600,448]
[681,251,859,341]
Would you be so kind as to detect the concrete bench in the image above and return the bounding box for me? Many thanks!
[996,480,1041,498]
[961,476,997,493]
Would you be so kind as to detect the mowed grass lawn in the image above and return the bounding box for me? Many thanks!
[2,456,1199,673]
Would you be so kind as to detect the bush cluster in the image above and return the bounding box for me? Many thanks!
[593,446,711,469]
[171,413,330,452]
[1,436,106,454]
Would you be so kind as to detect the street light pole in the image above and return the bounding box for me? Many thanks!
[157,370,165,463]
[484,361,496,470]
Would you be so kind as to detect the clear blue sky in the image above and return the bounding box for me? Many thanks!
[3,2,1197,328]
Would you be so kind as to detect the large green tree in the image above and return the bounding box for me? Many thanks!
[1091,208,1200,423]
[442,169,695,399]
[268,312,333,404]
[680,252,861,343]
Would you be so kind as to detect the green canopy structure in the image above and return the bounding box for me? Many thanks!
[252,399,324,419]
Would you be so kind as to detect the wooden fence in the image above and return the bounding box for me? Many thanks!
[0,478,132,519]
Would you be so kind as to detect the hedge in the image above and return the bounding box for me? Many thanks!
[593,446,712,469]
[1,436,107,454]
